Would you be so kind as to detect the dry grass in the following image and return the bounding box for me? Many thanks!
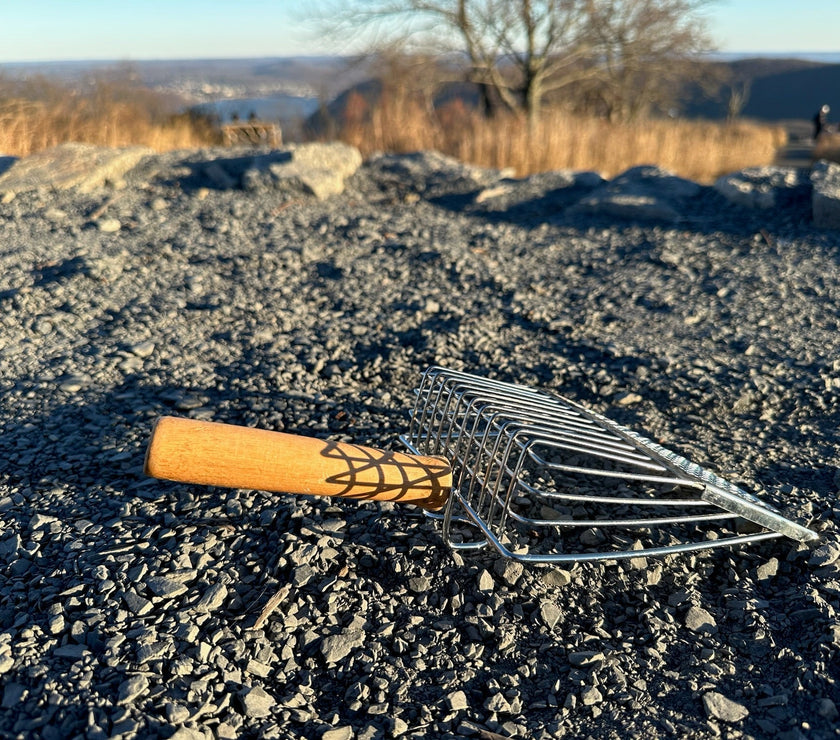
[337,94,787,183]
[813,132,840,165]
[0,76,219,156]
[1,73,787,183]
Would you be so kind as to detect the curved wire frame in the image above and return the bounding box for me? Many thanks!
[401,366,817,563]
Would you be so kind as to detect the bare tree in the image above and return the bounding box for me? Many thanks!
[322,0,594,123]
[726,79,751,121]
[447,0,597,122]
[581,0,714,121]
[318,0,716,123]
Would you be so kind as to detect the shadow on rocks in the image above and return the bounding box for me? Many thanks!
[149,151,293,192]
[419,163,821,241]
[0,155,17,177]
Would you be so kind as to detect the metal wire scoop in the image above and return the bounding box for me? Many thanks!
[400,366,818,563]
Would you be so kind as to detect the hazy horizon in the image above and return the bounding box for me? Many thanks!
[0,0,837,64]
[2,51,839,68]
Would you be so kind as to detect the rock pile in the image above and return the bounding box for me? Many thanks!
[810,160,840,228]
[2,142,838,228]
[0,142,837,740]
[0,142,152,196]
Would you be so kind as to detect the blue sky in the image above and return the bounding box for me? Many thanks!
[0,0,837,63]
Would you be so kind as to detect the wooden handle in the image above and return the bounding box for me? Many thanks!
[144,416,451,511]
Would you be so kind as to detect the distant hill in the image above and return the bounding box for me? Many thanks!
[743,63,840,120]
[683,57,840,123]
[0,56,370,100]
[5,54,839,132]
[310,56,840,134]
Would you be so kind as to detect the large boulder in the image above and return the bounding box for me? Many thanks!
[810,159,840,229]
[239,142,362,199]
[0,142,151,197]
[568,165,700,222]
[268,142,363,199]
[713,165,806,209]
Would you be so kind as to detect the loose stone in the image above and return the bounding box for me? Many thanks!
[117,675,149,705]
[240,686,276,718]
[702,691,749,723]
[684,606,717,634]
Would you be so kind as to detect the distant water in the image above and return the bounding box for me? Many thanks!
[190,94,320,125]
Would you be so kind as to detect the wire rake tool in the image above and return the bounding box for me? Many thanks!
[400,366,817,563]
[144,366,818,564]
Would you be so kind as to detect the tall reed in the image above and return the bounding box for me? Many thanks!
[813,133,840,166]
[0,72,789,183]
[0,75,219,156]
[336,93,786,183]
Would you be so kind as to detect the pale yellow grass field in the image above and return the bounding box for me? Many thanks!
[1,80,786,184]
[340,97,787,183]
[0,93,217,156]
[813,132,840,165]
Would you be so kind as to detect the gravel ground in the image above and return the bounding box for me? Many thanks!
[1,148,838,740]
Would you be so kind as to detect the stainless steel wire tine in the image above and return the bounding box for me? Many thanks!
[449,385,550,428]
[557,393,765,504]
[520,434,703,494]
[458,385,505,441]
[517,478,712,507]
[449,390,503,466]
[487,400,669,469]
[425,373,456,452]
[462,399,662,473]
[417,373,454,455]
[483,416,529,535]
[408,368,437,449]
[451,385,633,453]
[427,380,454,455]
[470,404,509,524]
[525,428,668,471]
[500,404,622,448]
[496,430,735,528]
[440,382,482,456]
[490,420,691,504]
[490,420,583,535]
[481,421,723,522]
[469,404,521,522]
[431,376,475,456]
[441,478,465,548]
[496,427,545,535]
[502,398,656,457]
[454,397,497,505]
[440,483,454,540]
[527,429,668,472]
[535,463,705,492]
[453,396,494,506]
[437,388,499,550]
[439,392,474,466]
[505,504,739,529]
